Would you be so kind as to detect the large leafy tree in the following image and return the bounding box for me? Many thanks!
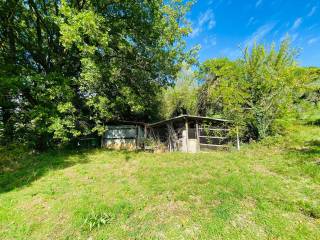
[0,0,195,149]
[199,40,302,140]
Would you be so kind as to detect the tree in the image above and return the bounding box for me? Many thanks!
[199,40,301,140]
[0,0,195,149]
[198,58,241,117]
[161,63,198,118]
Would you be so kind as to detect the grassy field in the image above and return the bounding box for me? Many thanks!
[0,123,320,239]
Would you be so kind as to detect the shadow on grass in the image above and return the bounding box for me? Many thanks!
[307,119,320,126]
[286,139,320,165]
[0,147,94,194]
[298,140,320,156]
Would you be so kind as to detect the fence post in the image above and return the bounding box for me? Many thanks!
[236,126,240,151]
[185,119,189,152]
[196,121,200,152]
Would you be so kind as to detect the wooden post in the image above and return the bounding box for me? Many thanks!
[167,122,175,152]
[101,125,105,148]
[166,123,172,152]
[196,121,200,152]
[236,126,240,151]
[144,124,147,150]
[185,119,189,152]
[135,125,138,149]
[170,122,174,152]
[144,124,147,139]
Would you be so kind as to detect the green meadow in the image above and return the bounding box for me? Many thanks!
[1,122,319,240]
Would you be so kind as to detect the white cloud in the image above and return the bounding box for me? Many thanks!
[308,37,320,45]
[190,10,216,38]
[280,33,299,42]
[190,27,201,38]
[291,17,303,30]
[256,0,263,8]
[198,10,216,28]
[308,6,317,17]
[247,17,255,27]
[208,19,216,29]
[204,36,217,47]
[244,23,276,47]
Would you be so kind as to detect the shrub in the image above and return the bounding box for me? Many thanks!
[198,40,302,140]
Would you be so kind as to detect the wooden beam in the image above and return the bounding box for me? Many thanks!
[100,135,104,148]
[143,125,147,150]
[135,125,138,149]
[236,126,240,151]
[144,125,147,138]
[196,121,200,152]
[198,128,230,131]
[198,136,228,139]
[185,119,189,152]
[170,122,174,152]
[199,143,228,147]
[166,123,172,152]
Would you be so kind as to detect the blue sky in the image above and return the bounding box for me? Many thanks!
[185,0,320,66]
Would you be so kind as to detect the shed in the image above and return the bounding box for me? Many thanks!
[146,115,236,153]
[102,121,145,150]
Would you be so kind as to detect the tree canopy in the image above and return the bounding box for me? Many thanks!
[1,1,319,149]
[0,0,195,149]
[160,63,198,118]
[198,40,311,140]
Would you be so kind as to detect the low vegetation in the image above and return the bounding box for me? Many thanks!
[1,120,319,239]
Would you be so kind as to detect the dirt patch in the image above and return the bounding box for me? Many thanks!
[19,195,48,210]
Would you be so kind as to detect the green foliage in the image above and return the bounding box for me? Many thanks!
[198,58,242,117]
[77,201,134,232]
[161,64,198,118]
[84,211,113,232]
[299,67,320,105]
[0,0,317,147]
[199,40,304,140]
[0,0,195,149]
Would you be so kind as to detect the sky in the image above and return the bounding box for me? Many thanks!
[185,0,320,67]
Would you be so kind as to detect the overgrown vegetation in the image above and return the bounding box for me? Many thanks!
[161,63,199,118]
[0,0,196,149]
[162,40,320,141]
[0,1,319,149]
[0,120,319,239]
[1,1,319,239]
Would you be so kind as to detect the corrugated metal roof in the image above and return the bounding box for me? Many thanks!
[147,115,231,127]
